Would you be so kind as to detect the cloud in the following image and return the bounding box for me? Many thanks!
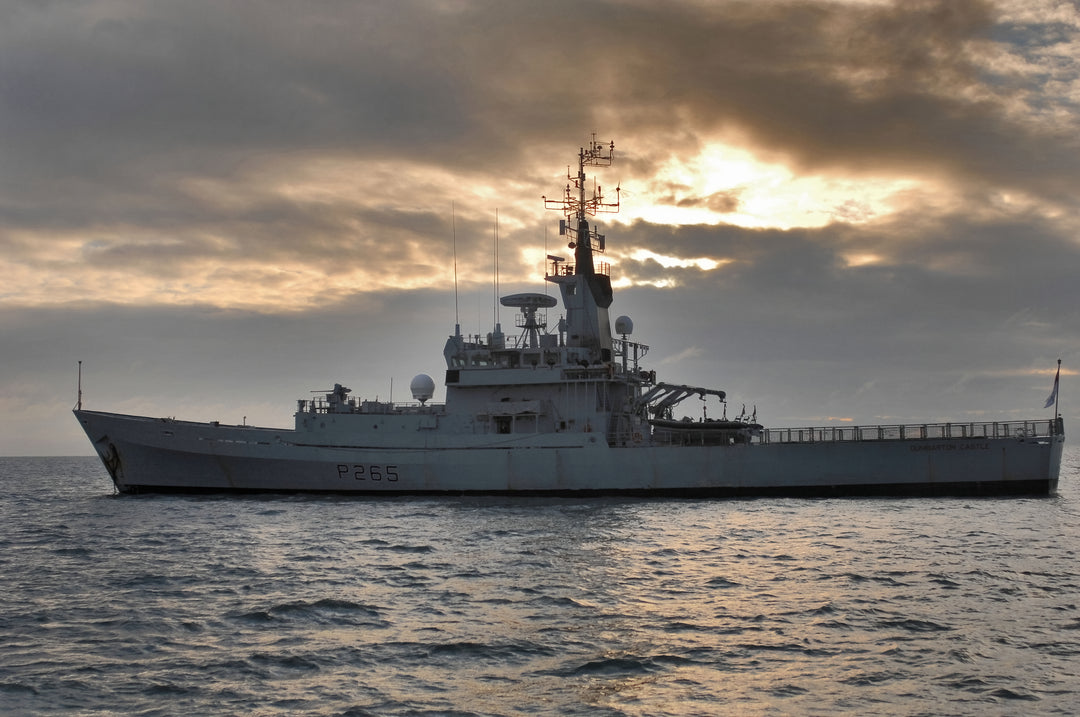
[4,0,1077,223]
[0,0,1077,454]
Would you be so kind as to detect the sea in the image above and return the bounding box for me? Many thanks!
[2,452,1080,717]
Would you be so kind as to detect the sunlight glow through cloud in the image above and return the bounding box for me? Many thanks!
[628,249,725,271]
[842,253,883,268]
[621,143,926,230]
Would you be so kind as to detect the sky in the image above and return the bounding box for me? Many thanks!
[2,0,1079,455]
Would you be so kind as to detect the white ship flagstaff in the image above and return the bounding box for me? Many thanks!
[75,140,1064,496]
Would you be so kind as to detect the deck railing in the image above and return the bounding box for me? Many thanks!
[760,419,1061,445]
[300,398,446,415]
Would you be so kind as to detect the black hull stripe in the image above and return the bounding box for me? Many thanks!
[117,479,1055,498]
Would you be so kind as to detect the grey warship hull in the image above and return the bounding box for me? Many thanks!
[75,409,1062,496]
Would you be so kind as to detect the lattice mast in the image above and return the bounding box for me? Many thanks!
[543,137,619,276]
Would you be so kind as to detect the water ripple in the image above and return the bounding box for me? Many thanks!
[1,455,1079,715]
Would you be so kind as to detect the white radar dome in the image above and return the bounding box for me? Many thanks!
[410,374,436,404]
[614,315,634,335]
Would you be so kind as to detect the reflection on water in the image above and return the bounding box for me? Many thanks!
[1,455,1078,715]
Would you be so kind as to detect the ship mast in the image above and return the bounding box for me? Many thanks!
[544,137,619,276]
[543,137,619,364]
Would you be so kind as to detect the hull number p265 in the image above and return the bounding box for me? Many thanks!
[337,464,399,481]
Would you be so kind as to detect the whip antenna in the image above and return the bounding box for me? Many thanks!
[452,202,460,336]
[493,209,501,331]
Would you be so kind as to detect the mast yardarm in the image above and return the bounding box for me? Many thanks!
[543,138,619,276]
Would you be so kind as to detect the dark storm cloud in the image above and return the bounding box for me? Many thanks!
[604,209,1074,426]
[654,189,743,214]
[600,0,1079,198]
[1,2,466,155]
[3,0,1075,223]
[611,210,1077,366]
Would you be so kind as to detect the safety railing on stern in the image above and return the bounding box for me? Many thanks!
[761,420,1060,445]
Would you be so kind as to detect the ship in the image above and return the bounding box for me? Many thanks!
[74,139,1064,496]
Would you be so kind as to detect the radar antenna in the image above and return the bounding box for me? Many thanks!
[542,136,619,263]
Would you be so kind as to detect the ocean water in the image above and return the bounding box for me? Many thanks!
[2,452,1079,716]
